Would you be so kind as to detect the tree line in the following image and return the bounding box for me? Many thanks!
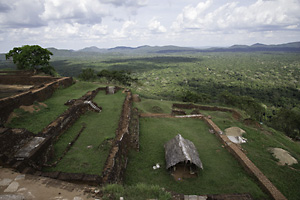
[78,68,138,86]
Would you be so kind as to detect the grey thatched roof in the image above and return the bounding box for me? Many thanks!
[164,134,203,170]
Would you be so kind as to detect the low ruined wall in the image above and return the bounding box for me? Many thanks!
[35,89,102,167]
[79,87,104,101]
[202,116,287,200]
[17,89,103,184]
[0,75,60,85]
[2,88,100,173]
[38,102,89,139]
[0,128,35,165]
[129,108,140,151]
[172,103,242,120]
[33,171,101,186]
[0,70,34,76]
[101,91,133,184]
[0,77,73,125]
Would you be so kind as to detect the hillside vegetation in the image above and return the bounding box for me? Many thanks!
[132,99,300,200]
[37,51,300,139]
[1,44,300,199]
[3,77,300,199]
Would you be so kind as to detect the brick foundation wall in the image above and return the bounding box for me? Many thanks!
[173,103,242,120]
[0,75,60,85]
[0,77,73,125]
[101,91,133,184]
[202,116,287,200]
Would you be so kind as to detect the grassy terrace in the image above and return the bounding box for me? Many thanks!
[5,80,300,199]
[6,82,100,133]
[44,89,125,175]
[125,117,266,199]
[200,110,300,200]
[125,100,267,199]
[6,82,126,175]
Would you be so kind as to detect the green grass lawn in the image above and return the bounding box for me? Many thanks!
[6,81,101,133]
[43,90,126,175]
[199,110,300,200]
[124,117,267,199]
[134,98,174,114]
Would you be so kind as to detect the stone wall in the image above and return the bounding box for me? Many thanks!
[0,128,35,166]
[129,107,140,151]
[0,70,34,76]
[101,91,133,184]
[37,101,90,140]
[0,88,101,175]
[202,116,287,200]
[0,77,73,125]
[0,75,61,85]
[172,103,242,120]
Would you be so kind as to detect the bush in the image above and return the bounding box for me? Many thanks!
[182,91,211,103]
[219,91,265,121]
[97,70,138,86]
[78,68,97,81]
[101,183,171,200]
[271,108,300,139]
[39,65,57,76]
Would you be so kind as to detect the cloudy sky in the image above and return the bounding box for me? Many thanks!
[1,0,300,53]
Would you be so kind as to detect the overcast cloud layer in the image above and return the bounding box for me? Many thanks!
[0,0,300,52]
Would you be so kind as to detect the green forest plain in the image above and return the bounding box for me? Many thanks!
[1,49,300,199]
[44,51,300,139]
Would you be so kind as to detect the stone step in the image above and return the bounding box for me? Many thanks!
[184,195,207,200]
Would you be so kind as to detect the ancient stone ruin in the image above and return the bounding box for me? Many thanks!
[0,74,139,186]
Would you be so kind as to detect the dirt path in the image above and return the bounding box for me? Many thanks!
[0,167,96,200]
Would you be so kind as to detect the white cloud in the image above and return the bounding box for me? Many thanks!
[0,0,299,53]
[0,0,45,28]
[41,0,108,24]
[172,0,300,32]
[102,0,147,7]
[148,18,166,33]
[112,20,137,38]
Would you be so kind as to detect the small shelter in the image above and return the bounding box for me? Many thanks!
[106,86,115,94]
[164,134,203,179]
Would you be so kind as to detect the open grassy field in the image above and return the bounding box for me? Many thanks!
[6,82,101,133]
[44,90,125,175]
[5,81,126,175]
[197,110,300,200]
[124,117,267,199]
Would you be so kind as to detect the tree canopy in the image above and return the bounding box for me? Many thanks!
[97,69,138,86]
[6,45,56,75]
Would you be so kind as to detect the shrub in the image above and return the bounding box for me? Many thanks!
[78,68,97,81]
[97,70,138,86]
[101,184,171,200]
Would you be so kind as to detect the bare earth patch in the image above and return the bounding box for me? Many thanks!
[269,148,298,166]
[225,127,246,137]
[224,127,247,144]
[20,102,47,113]
[171,165,197,181]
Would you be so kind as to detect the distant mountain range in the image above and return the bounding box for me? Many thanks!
[47,41,300,56]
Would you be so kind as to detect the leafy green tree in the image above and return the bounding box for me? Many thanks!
[78,68,97,81]
[97,70,137,86]
[6,45,55,75]
[219,91,265,121]
[182,91,211,103]
[272,108,300,139]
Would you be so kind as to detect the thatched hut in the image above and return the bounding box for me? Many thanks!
[164,134,203,179]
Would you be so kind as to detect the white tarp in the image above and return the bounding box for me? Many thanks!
[227,136,247,144]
